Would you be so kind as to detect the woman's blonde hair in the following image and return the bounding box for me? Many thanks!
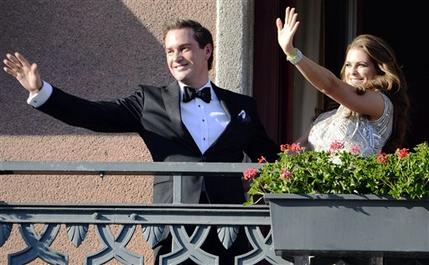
[339,34,410,153]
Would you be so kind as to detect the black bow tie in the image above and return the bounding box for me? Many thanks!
[182,86,211,103]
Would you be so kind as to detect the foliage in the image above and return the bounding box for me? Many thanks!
[244,142,429,205]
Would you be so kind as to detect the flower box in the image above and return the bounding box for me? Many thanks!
[264,193,429,258]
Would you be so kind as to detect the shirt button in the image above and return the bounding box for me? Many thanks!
[203,137,206,141]
[202,119,205,122]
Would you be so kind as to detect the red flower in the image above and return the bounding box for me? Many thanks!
[257,156,267,164]
[243,167,258,181]
[280,143,303,152]
[329,140,345,152]
[395,148,409,159]
[280,169,293,180]
[376,153,388,164]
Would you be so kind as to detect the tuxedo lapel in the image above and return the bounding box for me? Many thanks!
[162,81,200,152]
[212,83,234,118]
[162,82,182,133]
[204,84,243,154]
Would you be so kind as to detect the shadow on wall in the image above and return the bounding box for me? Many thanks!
[0,0,171,135]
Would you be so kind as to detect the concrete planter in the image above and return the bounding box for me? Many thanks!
[264,193,429,258]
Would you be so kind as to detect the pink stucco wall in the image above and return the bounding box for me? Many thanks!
[0,0,216,263]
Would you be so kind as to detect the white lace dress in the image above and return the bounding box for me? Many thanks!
[307,93,393,156]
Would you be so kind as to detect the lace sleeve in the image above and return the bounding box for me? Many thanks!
[370,92,394,141]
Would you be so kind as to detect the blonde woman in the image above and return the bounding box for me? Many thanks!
[277,7,409,156]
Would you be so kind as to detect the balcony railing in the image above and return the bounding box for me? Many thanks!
[0,161,302,265]
[1,161,397,265]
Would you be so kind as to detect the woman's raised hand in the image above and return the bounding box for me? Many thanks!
[276,6,300,56]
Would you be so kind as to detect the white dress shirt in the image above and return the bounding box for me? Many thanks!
[178,80,230,154]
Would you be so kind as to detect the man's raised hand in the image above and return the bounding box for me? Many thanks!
[3,52,43,93]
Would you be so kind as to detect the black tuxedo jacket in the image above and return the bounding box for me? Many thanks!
[37,81,279,204]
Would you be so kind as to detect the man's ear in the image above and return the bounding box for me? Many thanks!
[204,44,213,60]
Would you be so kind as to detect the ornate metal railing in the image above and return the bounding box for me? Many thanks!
[0,161,301,265]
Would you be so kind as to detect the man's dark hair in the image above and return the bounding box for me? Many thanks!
[164,19,214,70]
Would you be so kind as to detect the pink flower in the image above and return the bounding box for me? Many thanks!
[243,168,259,181]
[257,156,267,164]
[350,144,361,154]
[395,148,409,159]
[329,140,345,152]
[280,169,293,180]
[376,153,388,164]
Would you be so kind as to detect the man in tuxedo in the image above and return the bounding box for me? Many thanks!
[3,19,279,263]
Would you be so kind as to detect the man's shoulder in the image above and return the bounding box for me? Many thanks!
[213,84,254,101]
[137,84,165,91]
[133,82,179,103]
[138,81,177,92]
